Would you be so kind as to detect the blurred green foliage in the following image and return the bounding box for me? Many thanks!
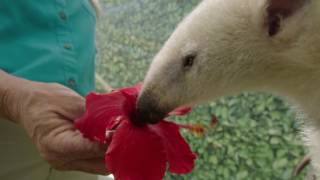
[96,0,306,179]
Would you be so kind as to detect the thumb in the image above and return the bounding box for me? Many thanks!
[49,125,107,160]
[59,95,86,121]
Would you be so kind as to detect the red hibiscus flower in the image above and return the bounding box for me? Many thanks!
[75,84,198,180]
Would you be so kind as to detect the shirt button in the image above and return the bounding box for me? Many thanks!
[59,11,67,20]
[67,78,77,87]
[63,43,73,50]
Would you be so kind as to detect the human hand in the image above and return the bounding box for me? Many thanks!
[1,75,108,174]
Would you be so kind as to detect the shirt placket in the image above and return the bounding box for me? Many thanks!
[55,0,79,90]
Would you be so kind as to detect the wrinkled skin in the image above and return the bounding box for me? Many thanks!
[0,71,107,174]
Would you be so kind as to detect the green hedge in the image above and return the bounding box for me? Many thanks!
[96,0,306,179]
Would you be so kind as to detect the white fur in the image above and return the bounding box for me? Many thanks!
[141,0,320,177]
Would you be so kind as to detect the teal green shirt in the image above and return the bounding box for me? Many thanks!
[0,0,96,96]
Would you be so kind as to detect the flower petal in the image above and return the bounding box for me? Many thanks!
[150,121,196,174]
[106,120,167,180]
[119,83,142,97]
[168,107,192,116]
[75,83,197,179]
[75,92,134,143]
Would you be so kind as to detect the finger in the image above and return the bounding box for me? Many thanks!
[48,127,107,160]
[58,96,86,121]
[64,158,109,175]
[67,95,86,120]
[62,130,106,158]
[50,86,86,121]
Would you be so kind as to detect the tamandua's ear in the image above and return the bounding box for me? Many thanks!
[266,0,308,36]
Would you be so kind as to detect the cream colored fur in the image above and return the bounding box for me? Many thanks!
[142,0,320,177]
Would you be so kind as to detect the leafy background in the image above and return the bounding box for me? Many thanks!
[96,0,307,179]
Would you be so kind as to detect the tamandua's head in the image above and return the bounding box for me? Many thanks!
[136,0,320,124]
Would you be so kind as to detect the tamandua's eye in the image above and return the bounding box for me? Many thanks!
[182,54,196,69]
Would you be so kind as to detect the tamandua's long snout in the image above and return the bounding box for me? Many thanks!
[135,92,168,125]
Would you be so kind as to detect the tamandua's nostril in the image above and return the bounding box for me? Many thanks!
[133,108,165,125]
[134,95,166,125]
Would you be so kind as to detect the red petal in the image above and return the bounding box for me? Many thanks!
[75,92,134,143]
[168,107,192,116]
[106,120,167,180]
[119,83,142,97]
[75,83,197,178]
[150,121,196,174]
